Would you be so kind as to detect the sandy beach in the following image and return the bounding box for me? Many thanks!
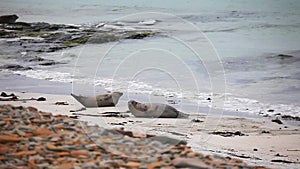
[1,91,299,168]
[1,1,300,168]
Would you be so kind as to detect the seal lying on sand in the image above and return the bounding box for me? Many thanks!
[71,92,123,108]
[128,100,189,118]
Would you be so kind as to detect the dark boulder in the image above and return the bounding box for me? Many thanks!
[0,64,32,71]
[0,14,19,24]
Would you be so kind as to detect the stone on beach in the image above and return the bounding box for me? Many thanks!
[0,14,18,24]
[0,104,269,168]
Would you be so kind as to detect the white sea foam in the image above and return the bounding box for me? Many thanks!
[12,69,300,117]
[138,19,157,26]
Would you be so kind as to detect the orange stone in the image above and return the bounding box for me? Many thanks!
[54,125,65,130]
[31,119,52,124]
[29,158,38,169]
[46,144,65,151]
[148,161,161,169]
[0,135,21,142]
[70,150,89,157]
[33,128,55,136]
[25,133,33,138]
[93,151,102,156]
[0,146,9,154]
[12,150,37,156]
[58,162,73,169]
[27,106,38,112]
[0,156,5,160]
[56,152,70,157]
[127,162,140,168]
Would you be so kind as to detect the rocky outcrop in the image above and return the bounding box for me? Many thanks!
[0,14,18,24]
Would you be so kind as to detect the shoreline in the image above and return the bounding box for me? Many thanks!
[0,91,299,168]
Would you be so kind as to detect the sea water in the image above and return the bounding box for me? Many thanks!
[0,0,300,117]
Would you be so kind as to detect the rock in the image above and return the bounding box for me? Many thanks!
[0,14,18,23]
[271,118,283,125]
[126,162,140,168]
[38,60,59,66]
[125,31,154,39]
[281,115,300,121]
[147,161,161,169]
[277,54,294,59]
[0,135,22,142]
[172,157,212,169]
[0,64,32,71]
[0,92,16,97]
[70,150,90,158]
[261,130,270,134]
[36,97,46,101]
[46,144,65,151]
[271,159,293,164]
[0,146,9,154]
[56,152,70,157]
[0,104,269,169]
[192,119,204,123]
[55,101,69,105]
[209,131,247,137]
[33,128,56,136]
[150,136,187,146]
[12,150,37,156]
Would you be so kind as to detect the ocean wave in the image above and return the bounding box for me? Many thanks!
[11,69,300,117]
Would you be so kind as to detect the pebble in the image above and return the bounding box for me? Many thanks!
[0,104,270,169]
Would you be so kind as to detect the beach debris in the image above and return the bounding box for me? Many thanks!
[0,64,32,71]
[124,31,155,39]
[275,153,288,157]
[0,104,270,168]
[69,107,86,112]
[113,129,154,138]
[271,159,294,164]
[0,95,47,102]
[98,112,129,118]
[281,115,300,121]
[0,92,16,97]
[227,152,262,160]
[261,130,270,134]
[191,118,204,123]
[55,101,69,105]
[36,97,46,101]
[0,96,18,101]
[209,131,247,137]
[271,118,283,125]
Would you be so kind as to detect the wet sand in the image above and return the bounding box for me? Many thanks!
[0,91,299,168]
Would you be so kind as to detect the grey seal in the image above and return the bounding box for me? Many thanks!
[71,92,123,108]
[128,100,189,118]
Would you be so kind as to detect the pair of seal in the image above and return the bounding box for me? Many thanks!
[128,100,189,118]
[71,92,123,108]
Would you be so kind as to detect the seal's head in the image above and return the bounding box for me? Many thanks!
[128,100,148,111]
